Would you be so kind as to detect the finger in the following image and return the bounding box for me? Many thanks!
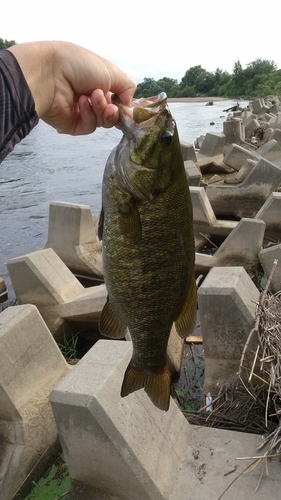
[102,103,119,128]
[90,89,110,127]
[75,95,98,135]
[105,65,137,105]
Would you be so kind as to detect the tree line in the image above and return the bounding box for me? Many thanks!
[2,38,280,98]
[135,59,281,99]
[0,38,16,49]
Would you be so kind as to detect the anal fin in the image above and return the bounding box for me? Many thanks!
[175,274,197,338]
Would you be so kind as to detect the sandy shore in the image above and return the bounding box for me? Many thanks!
[168,97,228,103]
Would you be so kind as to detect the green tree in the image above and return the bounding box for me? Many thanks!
[244,58,277,80]
[208,68,231,96]
[134,57,280,99]
[134,78,162,98]
[156,77,178,94]
[181,65,206,87]
[233,60,244,86]
[0,38,16,49]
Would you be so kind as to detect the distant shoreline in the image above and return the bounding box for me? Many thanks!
[167,97,229,103]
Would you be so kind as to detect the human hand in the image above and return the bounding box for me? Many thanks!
[9,41,136,135]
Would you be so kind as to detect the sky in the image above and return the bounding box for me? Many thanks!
[2,0,281,83]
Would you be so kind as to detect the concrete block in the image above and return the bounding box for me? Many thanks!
[50,340,192,500]
[198,267,259,393]
[180,141,197,162]
[190,187,237,246]
[262,112,275,122]
[190,187,216,227]
[7,248,84,306]
[223,143,258,171]
[167,324,185,375]
[206,157,281,218]
[170,425,281,500]
[7,248,107,339]
[259,244,281,293]
[271,128,281,145]
[194,135,205,149]
[235,158,256,182]
[251,98,263,115]
[223,118,244,144]
[244,118,261,139]
[269,103,279,115]
[194,153,227,173]
[242,109,257,126]
[195,218,265,274]
[44,201,103,278]
[214,218,265,266]
[271,112,281,128]
[256,138,281,163]
[184,160,201,186]
[0,304,70,500]
[199,132,225,157]
[264,127,274,141]
[255,192,281,241]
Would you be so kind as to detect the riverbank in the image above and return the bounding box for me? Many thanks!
[168,96,228,103]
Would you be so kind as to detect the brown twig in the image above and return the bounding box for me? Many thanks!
[217,459,260,500]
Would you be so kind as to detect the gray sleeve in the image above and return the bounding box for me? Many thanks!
[0,49,39,164]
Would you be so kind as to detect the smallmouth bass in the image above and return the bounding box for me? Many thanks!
[98,92,196,411]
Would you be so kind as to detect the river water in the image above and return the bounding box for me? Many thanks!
[0,99,248,299]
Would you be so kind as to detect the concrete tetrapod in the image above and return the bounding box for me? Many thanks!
[50,340,192,500]
[0,304,70,500]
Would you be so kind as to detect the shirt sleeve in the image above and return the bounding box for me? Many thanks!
[0,49,39,164]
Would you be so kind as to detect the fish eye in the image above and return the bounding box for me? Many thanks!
[161,131,173,146]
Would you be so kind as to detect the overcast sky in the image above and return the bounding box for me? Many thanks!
[2,0,281,83]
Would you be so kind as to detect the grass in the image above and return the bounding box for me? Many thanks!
[23,455,70,500]
[57,333,79,360]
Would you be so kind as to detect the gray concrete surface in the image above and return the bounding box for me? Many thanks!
[198,266,260,393]
[184,160,201,186]
[205,157,281,218]
[259,244,281,293]
[255,192,281,241]
[50,340,192,500]
[44,201,103,278]
[198,132,225,157]
[170,425,281,500]
[0,304,70,500]
[50,339,281,500]
[195,218,265,274]
[7,248,107,339]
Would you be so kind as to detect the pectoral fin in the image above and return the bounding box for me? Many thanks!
[175,274,197,338]
[99,297,127,339]
[98,206,104,241]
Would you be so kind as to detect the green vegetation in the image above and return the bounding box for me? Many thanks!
[23,454,70,500]
[57,333,79,360]
[135,58,281,99]
[0,38,16,49]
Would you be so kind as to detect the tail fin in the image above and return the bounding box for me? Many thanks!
[121,360,171,411]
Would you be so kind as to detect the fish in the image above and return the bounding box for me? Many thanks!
[98,92,197,411]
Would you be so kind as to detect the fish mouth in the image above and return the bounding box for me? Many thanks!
[113,92,168,125]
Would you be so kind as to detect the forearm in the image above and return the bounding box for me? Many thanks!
[8,41,55,118]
